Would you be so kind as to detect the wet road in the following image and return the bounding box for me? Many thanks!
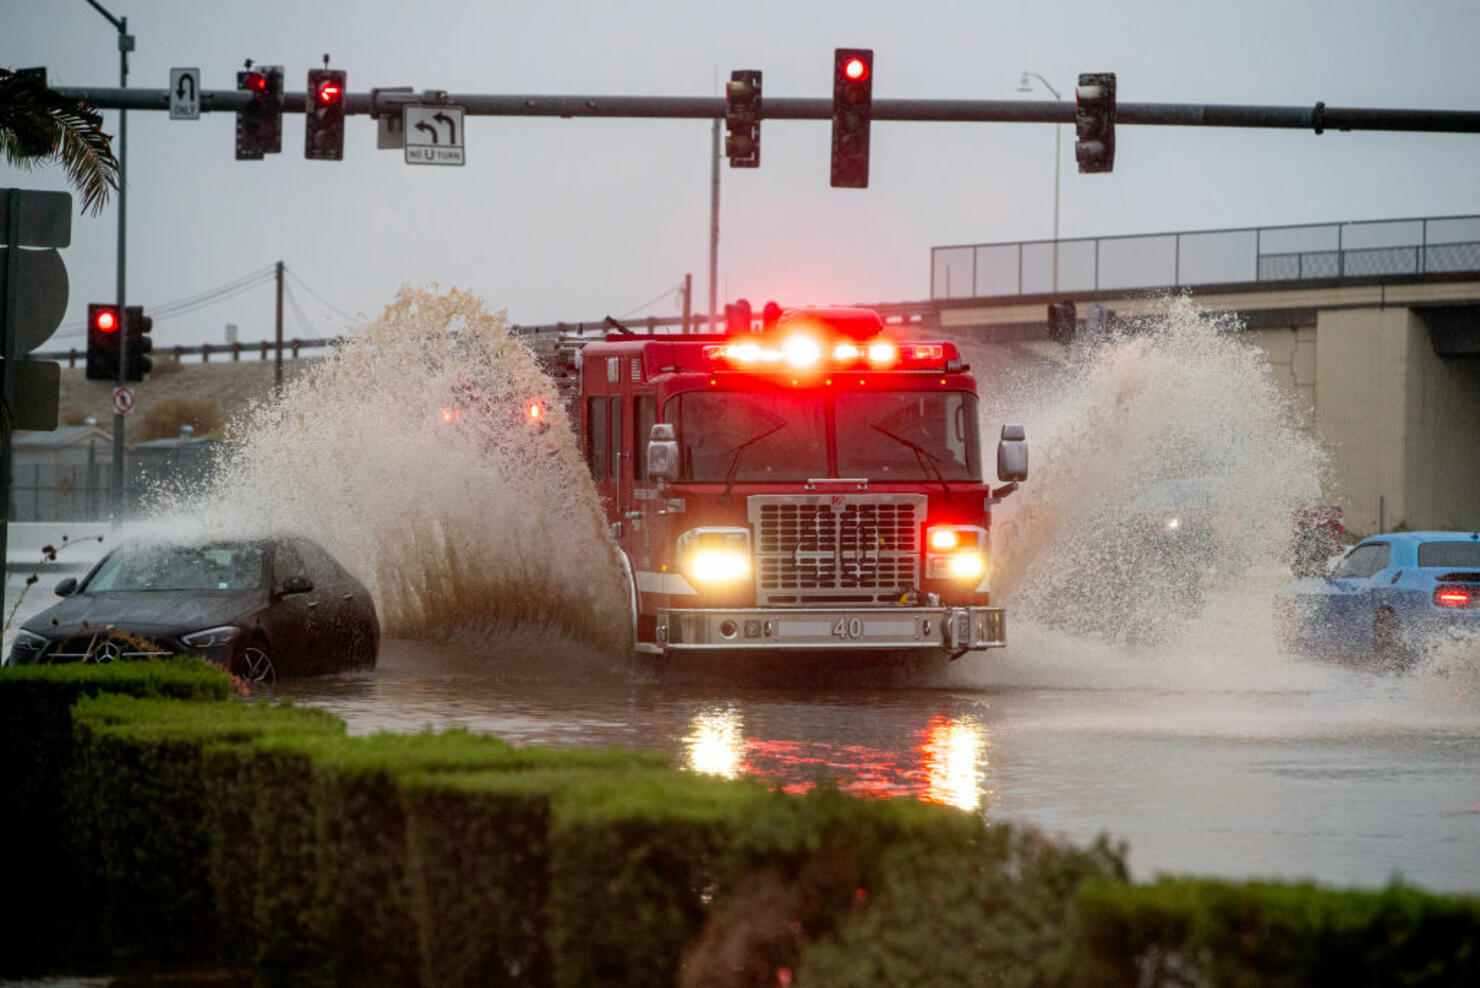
[271,624,1480,895]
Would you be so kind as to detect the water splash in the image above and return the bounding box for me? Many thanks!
[153,286,628,648]
[977,295,1328,655]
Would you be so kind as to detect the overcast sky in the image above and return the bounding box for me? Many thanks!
[4,0,1478,351]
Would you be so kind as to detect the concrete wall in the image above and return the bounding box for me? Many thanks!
[1401,311,1480,531]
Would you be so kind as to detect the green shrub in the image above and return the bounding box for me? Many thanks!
[0,660,231,975]
[69,694,342,964]
[1072,877,1480,986]
[791,822,1128,987]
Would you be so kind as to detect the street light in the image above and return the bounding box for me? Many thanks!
[1017,71,1061,292]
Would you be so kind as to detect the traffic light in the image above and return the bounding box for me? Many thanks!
[305,67,347,160]
[235,64,283,160]
[1075,72,1116,173]
[124,305,153,381]
[725,299,753,334]
[725,70,762,168]
[830,48,874,188]
[86,303,121,381]
[1047,300,1077,345]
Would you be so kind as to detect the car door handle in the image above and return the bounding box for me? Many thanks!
[306,601,318,609]
[341,593,354,600]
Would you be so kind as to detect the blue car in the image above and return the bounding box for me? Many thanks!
[1283,531,1480,669]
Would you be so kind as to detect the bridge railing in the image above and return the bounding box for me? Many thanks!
[930,214,1480,300]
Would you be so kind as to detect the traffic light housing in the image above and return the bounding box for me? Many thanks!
[830,48,874,188]
[86,303,121,381]
[725,299,753,333]
[1075,72,1116,173]
[1047,300,1077,345]
[125,305,153,381]
[235,64,283,160]
[306,67,347,160]
[725,70,762,168]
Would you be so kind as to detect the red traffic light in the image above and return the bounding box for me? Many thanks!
[526,399,545,421]
[246,71,268,94]
[317,82,342,103]
[94,309,118,332]
[842,57,869,82]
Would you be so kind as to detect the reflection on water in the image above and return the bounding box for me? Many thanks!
[681,700,989,811]
[684,705,747,779]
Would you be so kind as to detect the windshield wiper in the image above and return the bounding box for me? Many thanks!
[719,422,787,501]
[869,424,952,500]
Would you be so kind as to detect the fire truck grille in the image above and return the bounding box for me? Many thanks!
[749,494,924,603]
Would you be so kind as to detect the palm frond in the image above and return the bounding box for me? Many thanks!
[0,68,120,216]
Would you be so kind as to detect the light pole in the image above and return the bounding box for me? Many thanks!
[83,0,131,518]
[1017,71,1061,292]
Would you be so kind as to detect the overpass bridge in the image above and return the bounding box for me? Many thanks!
[929,215,1480,535]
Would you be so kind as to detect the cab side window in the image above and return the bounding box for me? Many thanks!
[608,395,622,482]
[1333,542,1390,579]
[586,396,608,480]
[634,396,656,482]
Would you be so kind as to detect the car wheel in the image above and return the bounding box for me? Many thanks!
[239,642,277,683]
[1372,608,1415,673]
[348,622,378,671]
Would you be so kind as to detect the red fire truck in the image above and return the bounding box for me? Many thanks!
[561,306,1027,663]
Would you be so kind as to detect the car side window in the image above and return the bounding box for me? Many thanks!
[296,541,342,586]
[274,542,308,589]
[1333,542,1390,579]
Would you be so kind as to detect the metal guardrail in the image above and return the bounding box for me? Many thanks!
[930,214,1480,300]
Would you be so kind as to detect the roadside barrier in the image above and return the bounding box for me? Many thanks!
[1,661,1476,985]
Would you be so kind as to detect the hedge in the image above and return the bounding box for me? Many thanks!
[3,660,1478,986]
[1073,877,1480,986]
[0,661,232,973]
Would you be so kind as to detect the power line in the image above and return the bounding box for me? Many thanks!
[284,268,358,325]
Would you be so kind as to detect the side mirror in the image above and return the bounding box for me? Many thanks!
[997,424,1028,482]
[647,423,679,482]
[54,577,77,597]
[280,574,314,596]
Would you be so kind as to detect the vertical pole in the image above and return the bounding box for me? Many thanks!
[1,189,22,623]
[274,260,284,397]
[110,16,130,520]
[1052,112,1061,293]
[708,119,719,332]
[681,272,692,335]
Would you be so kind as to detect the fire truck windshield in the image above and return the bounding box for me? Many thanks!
[667,391,980,483]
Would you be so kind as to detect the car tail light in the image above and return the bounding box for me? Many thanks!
[1434,585,1476,609]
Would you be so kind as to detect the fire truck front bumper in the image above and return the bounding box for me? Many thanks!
[655,606,1005,653]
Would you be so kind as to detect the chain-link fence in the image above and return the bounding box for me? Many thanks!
[932,215,1480,299]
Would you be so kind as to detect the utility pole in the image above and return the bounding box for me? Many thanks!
[708,118,719,334]
[274,260,284,397]
[681,272,692,334]
[82,1,132,519]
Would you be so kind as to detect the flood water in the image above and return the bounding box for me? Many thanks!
[272,630,1480,895]
[38,287,1476,898]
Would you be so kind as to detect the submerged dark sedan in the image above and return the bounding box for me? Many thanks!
[4,535,378,682]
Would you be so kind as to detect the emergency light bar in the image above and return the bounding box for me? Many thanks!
[703,335,950,371]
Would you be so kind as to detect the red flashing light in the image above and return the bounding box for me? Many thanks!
[318,83,342,103]
[95,310,118,332]
[843,57,869,82]
[1435,585,1474,608]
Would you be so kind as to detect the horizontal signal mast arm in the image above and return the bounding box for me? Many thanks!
[53,87,1480,133]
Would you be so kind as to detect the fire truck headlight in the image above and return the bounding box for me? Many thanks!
[679,528,752,586]
[925,525,989,582]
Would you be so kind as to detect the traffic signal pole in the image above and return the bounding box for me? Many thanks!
[81,1,132,520]
[49,86,1480,135]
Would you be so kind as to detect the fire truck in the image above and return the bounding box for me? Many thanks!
[548,305,1027,663]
